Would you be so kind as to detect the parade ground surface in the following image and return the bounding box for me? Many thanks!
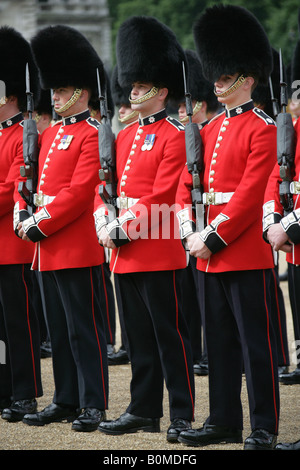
[1,256,299,456]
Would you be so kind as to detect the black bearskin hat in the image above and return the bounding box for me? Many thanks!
[35,88,53,116]
[252,48,282,119]
[31,25,106,103]
[0,26,40,112]
[111,65,132,107]
[182,49,219,113]
[116,16,187,100]
[193,4,273,85]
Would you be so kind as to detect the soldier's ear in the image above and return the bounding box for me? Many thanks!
[80,88,90,101]
[244,77,255,90]
[159,88,168,101]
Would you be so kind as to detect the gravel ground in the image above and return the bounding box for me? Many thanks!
[0,259,299,453]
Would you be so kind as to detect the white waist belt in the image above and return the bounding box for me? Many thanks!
[202,192,234,205]
[116,196,139,210]
[34,193,56,207]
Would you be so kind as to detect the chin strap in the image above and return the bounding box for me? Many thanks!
[0,96,8,108]
[55,88,82,114]
[214,75,245,98]
[180,101,203,123]
[129,86,159,104]
[119,110,139,123]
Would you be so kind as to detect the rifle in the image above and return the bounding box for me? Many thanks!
[18,63,39,216]
[269,76,280,119]
[97,68,117,221]
[182,61,205,231]
[276,49,295,216]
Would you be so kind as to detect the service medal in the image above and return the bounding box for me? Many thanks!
[142,134,155,151]
[58,135,74,150]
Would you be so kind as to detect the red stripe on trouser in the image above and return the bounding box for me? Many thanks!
[101,264,113,344]
[90,267,107,409]
[172,270,194,419]
[22,265,38,397]
[271,268,287,364]
[263,270,279,433]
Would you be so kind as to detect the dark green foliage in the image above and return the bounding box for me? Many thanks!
[107,0,299,67]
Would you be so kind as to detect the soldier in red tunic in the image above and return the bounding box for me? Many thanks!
[95,16,195,442]
[0,26,43,422]
[263,36,300,451]
[176,5,280,450]
[16,25,109,432]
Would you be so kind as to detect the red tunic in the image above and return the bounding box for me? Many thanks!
[263,116,300,265]
[16,110,105,271]
[176,100,276,273]
[94,109,187,273]
[0,113,35,264]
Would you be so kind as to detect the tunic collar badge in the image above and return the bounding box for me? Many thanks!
[225,100,254,118]
[62,109,90,126]
[0,112,23,130]
[138,109,167,126]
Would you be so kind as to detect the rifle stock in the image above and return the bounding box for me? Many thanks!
[97,68,117,220]
[276,50,295,216]
[18,63,39,216]
[182,61,205,231]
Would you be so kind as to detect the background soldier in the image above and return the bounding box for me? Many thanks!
[263,28,300,451]
[95,15,195,443]
[0,26,43,422]
[176,5,280,450]
[252,48,291,377]
[16,25,109,432]
[111,65,139,128]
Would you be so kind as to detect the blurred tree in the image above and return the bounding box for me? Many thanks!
[107,0,299,73]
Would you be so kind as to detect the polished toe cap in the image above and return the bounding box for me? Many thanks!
[98,412,160,435]
[23,402,79,426]
[244,429,277,450]
[1,399,37,422]
[167,418,191,442]
[72,408,106,432]
[276,439,300,450]
[279,368,300,384]
[178,423,243,447]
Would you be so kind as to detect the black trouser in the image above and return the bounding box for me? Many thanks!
[115,269,195,421]
[39,266,108,410]
[270,266,289,367]
[182,257,207,363]
[198,269,279,434]
[0,264,42,400]
[100,262,116,346]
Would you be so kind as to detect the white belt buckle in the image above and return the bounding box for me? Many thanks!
[290,181,300,194]
[33,192,44,207]
[203,192,215,205]
[119,197,129,210]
